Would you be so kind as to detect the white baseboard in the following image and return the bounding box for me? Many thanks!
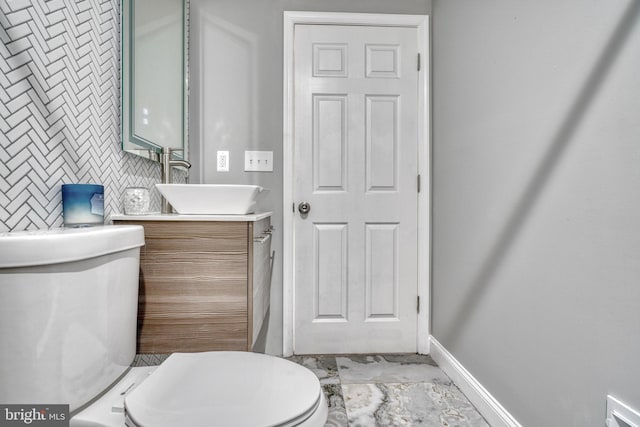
[429,336,521,427]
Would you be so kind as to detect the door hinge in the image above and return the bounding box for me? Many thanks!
[417,53,421,71]
[417,174,421,193]
[417,295,420,313]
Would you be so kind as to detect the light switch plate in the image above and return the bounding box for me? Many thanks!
[244,151,273,172]
[217,151,229,172]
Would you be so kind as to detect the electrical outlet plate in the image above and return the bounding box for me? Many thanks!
[217,151,229,172]
[244,151,273,172]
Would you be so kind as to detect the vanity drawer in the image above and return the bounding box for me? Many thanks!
[137,221,248,253]
[138,318,248,352]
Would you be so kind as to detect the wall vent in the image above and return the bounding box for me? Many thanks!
[607,395,640,427]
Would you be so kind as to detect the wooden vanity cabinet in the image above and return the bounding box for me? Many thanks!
[114,218,271,353]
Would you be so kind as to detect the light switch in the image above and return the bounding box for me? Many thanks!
[244,151,273,172]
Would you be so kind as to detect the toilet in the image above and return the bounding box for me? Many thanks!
[0,225,327,427]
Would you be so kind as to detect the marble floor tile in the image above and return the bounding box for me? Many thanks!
[337,354,451,385]
[322,384,349,427]
[286,355,340,385]
[342,382,489,427]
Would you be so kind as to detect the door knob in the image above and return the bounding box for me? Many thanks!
[298,202,311,214]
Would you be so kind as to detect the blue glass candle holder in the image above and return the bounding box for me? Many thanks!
[62,184,104,227]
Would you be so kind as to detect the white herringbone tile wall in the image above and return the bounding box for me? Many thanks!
[0,0,161,232]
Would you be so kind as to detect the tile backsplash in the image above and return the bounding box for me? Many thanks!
[0,0,160,232]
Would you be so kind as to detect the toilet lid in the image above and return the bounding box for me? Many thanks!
[124,351,322,427]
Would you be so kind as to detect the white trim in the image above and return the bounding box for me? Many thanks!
[283,11,430,357]
[416,16,431,356]
[607,395,640,427]
[284,11,429,27]
[429,337,522,427]
[282,11,296,357]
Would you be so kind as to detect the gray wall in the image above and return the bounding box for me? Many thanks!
[431,0,640,425]
[189,0,431,355]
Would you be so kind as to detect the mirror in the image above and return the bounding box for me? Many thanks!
[121,0,188,161]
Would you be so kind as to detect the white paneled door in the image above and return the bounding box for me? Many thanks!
[293,24,420,354]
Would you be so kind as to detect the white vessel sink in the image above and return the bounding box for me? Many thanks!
[155,184,266,215]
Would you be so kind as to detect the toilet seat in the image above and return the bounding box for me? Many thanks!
[124,352,324,427]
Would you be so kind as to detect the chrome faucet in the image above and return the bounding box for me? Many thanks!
[160,148,191,213]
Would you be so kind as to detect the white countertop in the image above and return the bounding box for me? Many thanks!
[110,212,272,222]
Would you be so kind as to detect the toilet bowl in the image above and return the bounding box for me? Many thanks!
[0,225,327,427]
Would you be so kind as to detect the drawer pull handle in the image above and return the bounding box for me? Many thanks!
[253,234,271,244]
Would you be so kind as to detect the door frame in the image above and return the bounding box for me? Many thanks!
[283,11,430,356]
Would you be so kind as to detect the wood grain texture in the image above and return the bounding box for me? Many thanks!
[139,221,248,253]
[115,220,253,353]
[138,321,247,352]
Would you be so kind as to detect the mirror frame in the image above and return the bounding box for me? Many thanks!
[121,0,188,161]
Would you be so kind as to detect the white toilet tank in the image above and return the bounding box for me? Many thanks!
[0,225,145,412]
